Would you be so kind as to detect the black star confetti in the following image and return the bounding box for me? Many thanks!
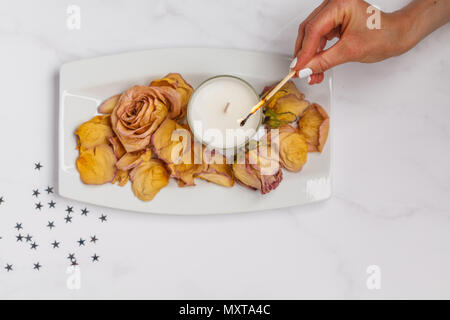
[32,189,40,197]
[5,264,13,272]
[64,215,72,223]
[45,186,53,194]
[47,221,55,230]
[30,242,38,250]
[51,240,60,248]
[90,235,98,244]
[81,207,89,216]
[34,162,43,170]
[77,238,86,247]
[67,253,75,261]
[65,206,74,214]
[25,234,33,242]
[35,202,43,210]
[91,254,99,262]
[71,260,79,266]
[14,223,23,231]
[0,196,4,205]
[16,234,24,242]
[99,214,107,223]
[33,262,42,271]
[48,200,56,208]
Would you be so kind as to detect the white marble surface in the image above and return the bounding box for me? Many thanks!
[0,0,449,299]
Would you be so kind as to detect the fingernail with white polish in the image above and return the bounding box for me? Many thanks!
[298,68,313,79]
[289,57,297,69]
[307,76,312,84]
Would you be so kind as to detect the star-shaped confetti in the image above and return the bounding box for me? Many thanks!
[81,208,89,216]
[35,202,43,210]
[16,234,24,242]
[34,162,43,170]
[51,240,60,249]
[64,215,72,223]
[33,262,42,271]
[65,206,74,214]
[90,235,98,244]
[48,200,56,208]
[71,260,79,266]
[91,254,99,262]
[5,264,13,272]
[30,242,38,250]
[77,238,86,246]
[32,189,40,197]
[67,253,75,261]
[25,234,33,242]
[45,186,54,194]
[99,214,107,222]
[14,223,23,231]
[47,221,55,230]
[0,196,4,205]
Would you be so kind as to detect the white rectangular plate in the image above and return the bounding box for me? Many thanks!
[59,48,332,215]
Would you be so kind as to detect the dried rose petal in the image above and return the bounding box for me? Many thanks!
[196,151,234,187]
[298,103,329,152]
[272,95,309,122]
[232,163,262,191]
[278,125,308,172]
[150,73,193,119]
[152,118,202,186]
[76,144,116,185]
[129,159,169,201]
[98,94,121,114]
[233,145,282,194]
[109,137,126,159]
[75,115,114,151]
[116,149,152,171]
[112,169,129,187]
[262,81,305,110]
[167,163,203,187]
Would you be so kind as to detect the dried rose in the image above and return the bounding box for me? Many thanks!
[111,85,174,153]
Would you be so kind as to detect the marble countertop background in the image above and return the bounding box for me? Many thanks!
[0,0,449,299]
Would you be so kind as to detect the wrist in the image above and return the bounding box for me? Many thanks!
[391,0,450,54]
[383,10,417,57]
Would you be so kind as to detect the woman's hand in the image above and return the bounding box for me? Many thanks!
[292,0,450,84]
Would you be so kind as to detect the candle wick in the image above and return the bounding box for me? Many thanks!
[223,102,230,113]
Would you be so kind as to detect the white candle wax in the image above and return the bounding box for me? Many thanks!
[187,76,261,151]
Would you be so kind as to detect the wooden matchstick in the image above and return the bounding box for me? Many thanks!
[239,68,312,127]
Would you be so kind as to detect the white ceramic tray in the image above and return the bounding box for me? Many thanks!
[59,48,332,214]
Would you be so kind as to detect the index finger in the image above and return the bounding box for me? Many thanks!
[293,0,329,58]
[293,7,340,70]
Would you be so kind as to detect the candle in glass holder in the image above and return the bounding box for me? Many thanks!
[187,75,262,153]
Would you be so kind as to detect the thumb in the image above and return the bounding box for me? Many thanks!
[305,40,350,73]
